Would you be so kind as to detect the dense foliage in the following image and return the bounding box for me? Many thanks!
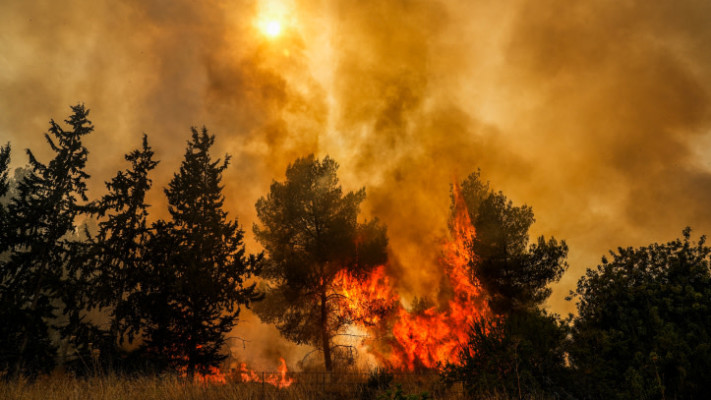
[85,135,159,369]
[0,109,261,377]
[446,309,571,399]
[0,105,94,375]
[460,170,568,314]
[447,171,571,398]
[140,128,262,376]
[253,155,388,371]
[568,228,711,399]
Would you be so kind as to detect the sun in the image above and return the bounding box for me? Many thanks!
[264,20,282,38]
[255,0,291,39]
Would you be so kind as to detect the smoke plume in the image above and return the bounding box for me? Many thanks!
[3,0,711,363]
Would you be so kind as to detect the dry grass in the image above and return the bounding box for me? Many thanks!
[0,372,467,400]
[1,374,294,400]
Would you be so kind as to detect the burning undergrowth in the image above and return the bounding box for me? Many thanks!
[192,358,293,388]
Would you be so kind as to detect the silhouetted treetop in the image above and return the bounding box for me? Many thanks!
[0,104,94,376]
[141,127,261,377]
[253,154,388,371]
[459,170,568,314]
[569,228,711,399]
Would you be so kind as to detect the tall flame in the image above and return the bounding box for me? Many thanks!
[335,183,491,370]
[191,184,486,383]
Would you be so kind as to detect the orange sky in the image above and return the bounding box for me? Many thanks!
[2,0,711,367]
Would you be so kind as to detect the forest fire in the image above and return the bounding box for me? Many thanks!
[238,358,294,389]
[193,358,293,388]
[170,183,487,383]
[195,366,227,385]
[333,265,398,326]
[335,185,491,370]
[6,0,710,396]
[186,185,486,383]
[388,185,490,370]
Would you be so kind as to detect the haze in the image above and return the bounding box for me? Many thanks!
[2,0,711,349]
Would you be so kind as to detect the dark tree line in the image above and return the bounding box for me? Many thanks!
[0,105,94,375]
[0,105,387,378]
[2,105,710,400]
[446,171,711,400]
[568,228,711,399]
[0,105,260,377]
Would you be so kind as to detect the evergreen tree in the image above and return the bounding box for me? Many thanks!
[0,143,10,252]
[142,128,260,377]
[446,171,571,398]
[88,135,158,364]
[253,155,388,371]
[0,105,94,375]
[460,170,568,314]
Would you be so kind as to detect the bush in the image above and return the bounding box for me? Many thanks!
[568,228,711,399]
[444,309,572,399]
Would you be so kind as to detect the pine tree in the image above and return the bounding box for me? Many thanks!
[446,171,571,397]
[143,127,261,377]
[459,170,568,314]
[88,135,158,362]
[0,143,10,252]
[253,155,388,371]
[0,104,94,375]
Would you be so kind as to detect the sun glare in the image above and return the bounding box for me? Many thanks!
[255,0,290,39]
[264,20,282,38]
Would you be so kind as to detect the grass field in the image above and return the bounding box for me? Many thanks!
[0,372,468,400]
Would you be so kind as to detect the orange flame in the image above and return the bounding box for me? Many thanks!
[197,183,486,377]
[239,358,294,389]
[333,265,398,326]
[195,366,228,385]
[187,354,293,388]
[334,183,490,370]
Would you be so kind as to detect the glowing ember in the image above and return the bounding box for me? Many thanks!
[186,353,293,388]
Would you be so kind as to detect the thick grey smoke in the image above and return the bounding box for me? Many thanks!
[2,0,711,364]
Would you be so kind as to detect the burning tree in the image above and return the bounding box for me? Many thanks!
[139,128,261,377]
[460,170,568,314]
[253,155,388,371]
[353,183,491,371]
[444,171,571,398]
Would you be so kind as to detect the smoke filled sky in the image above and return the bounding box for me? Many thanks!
[3,0,711,324]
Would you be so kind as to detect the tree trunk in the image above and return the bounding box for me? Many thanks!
[16,257,49,376]
[320,287,332,372]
